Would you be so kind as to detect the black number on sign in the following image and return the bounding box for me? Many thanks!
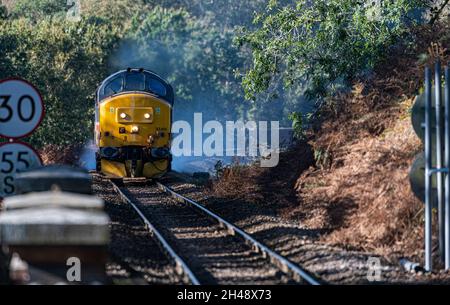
[0,94,36,123]
[0,95,13,123]
[18,95,35,122]
[1,152,14,174]
[3,176,15,194]
[17,151,30,169]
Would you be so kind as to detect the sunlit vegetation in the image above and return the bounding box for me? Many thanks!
[0,0,251,146]
[0,0,437,147]
[237,0,426,101]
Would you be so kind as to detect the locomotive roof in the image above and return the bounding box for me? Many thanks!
[96,69,174,104]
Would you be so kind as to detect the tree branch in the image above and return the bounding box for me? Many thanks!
[429,0,450,25]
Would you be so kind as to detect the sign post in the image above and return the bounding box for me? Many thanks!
[411,61,450,271]
[445,65,450,270]
[0,78,45,199]
[425,66,433,272]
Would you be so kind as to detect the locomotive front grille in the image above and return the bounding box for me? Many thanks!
[99,146,171,162]
[124,146,144,160]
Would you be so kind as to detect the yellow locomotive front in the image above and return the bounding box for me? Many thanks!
[95,69,173,178]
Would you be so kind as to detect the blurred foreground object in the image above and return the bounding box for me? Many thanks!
[14,165,92,195]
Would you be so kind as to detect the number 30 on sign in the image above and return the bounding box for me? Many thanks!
[0,142,42,198]
[0,78,45,139]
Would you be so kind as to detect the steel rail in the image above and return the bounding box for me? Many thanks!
[156,182,321,285]
[109,179,201,285]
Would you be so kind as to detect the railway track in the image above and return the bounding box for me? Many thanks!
[108,178,321,285]
[93,175,188,284]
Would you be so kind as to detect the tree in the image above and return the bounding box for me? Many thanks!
[0,3,254,146]
[123,6,249,121]
[9,0,66,20]
[144,0,269,28]
[0,16,122,147]
[236,0,426,102]
[0,4,8,19]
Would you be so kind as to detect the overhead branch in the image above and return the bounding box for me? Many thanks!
[429,0,450,25]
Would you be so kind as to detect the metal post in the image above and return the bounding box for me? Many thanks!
[425,67,433,271]
[445,64,450,269]
[435,60,445,263]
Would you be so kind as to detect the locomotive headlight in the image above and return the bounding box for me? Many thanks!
[131,126,139,134]
[120,113,127,119]
[144,113,151,119]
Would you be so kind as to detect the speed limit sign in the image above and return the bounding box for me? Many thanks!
[0,78,45,139]
[0,142,42,198]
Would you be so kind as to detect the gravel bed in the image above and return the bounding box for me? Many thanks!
[160,174,450,284]
[118,182,302,285]
[92,176,184,285]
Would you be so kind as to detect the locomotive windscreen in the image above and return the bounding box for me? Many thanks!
[97,69,174,104]
[125,73,145,91]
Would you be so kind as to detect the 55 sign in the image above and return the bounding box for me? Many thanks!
[0,78,45,198]
[0,142,42,197]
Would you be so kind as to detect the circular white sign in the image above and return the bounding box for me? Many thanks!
[0,142,42,198]
[0,78,45,139]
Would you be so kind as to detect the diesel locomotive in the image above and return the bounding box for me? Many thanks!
[94,68,173,178]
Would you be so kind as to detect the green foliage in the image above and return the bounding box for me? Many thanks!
[1,0,427,149]
[144,0,269,27]
[314,147,331,169]
[0,16,122,147]
[288,112,305,140]
[0,1,255,147]
[82,0,149,22]
[123,6,249,121]
[10,0,66,20]
[214,160,225,179]
[237,0,425,101]
[0,4,7,19]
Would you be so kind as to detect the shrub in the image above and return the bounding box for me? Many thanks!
[236,0,426,101]
[0,16,121,147]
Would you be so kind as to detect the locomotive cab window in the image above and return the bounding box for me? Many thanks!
[147,78,167,96]
[97,69,174,104]
[125,73,145,91]
[103,76,123,97]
